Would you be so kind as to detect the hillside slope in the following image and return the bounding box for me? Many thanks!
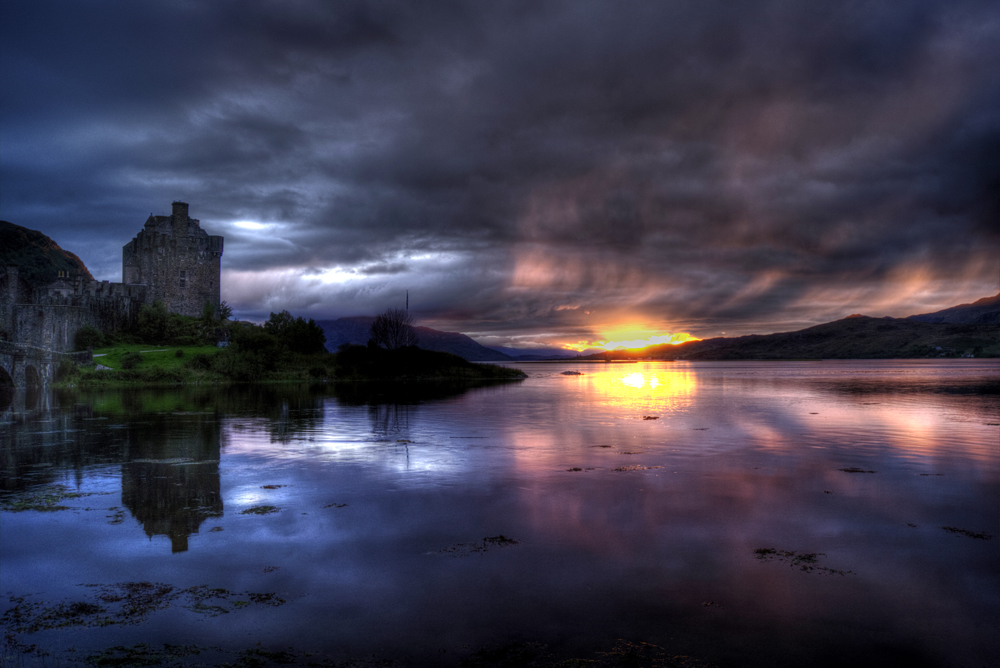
[587,316,998,360]
[906,294,1000,325]
[316,317,513,361]
[0,220,94,287]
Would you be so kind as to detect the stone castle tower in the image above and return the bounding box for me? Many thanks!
[122,202,224,317]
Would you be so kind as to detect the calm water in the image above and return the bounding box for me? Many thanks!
[1,361,997,667]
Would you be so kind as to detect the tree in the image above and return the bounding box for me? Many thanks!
[263,310,327,354]
[211,323,281,380]
[368,308,419,350]
[201,300,233,324]
[74,325,103,350]
[135,301,169,343]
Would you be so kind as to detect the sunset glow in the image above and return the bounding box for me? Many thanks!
[566,331,700,352]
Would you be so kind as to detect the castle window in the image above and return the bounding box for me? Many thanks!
[179,270,187,288]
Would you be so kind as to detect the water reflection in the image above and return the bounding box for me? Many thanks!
[119,413,223,553]
[0,363,996,668]
[582,365,696,414]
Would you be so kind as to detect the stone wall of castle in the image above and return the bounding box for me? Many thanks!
[1,267,147,351]
[1,201,223,353]
[122,202,223,318]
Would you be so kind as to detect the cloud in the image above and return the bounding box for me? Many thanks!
[2,0,998,345]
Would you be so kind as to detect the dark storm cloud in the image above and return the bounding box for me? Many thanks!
[2,0,997,341]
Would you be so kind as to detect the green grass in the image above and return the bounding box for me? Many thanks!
[93,344,221,370]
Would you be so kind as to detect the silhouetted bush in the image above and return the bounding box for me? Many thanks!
[333,345,525,381]
[264,310,327,354]
[210,324,282,381]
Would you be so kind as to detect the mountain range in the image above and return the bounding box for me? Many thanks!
[316,317,514,361]
[905,294,1000,325]
[580,295,1000,361]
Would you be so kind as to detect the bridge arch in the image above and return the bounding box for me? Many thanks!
[0,342,66,390]
[24,365,41,390]
[0,366,13,389]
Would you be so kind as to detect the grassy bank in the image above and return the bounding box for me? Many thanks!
[56,343,524,387]
[91,344,222,370]
[57,344,333,387]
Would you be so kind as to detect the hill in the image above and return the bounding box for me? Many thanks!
[316,317,514,361]
[486,345,582,360]
[906,294,1000,325]
[584,314,999,361]
[0,220,93,287]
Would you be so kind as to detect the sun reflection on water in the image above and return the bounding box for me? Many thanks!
[587,365,696,414]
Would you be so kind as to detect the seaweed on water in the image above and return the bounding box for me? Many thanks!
[438,535,521,557]
[0,485,109,513]
[942,526,994,540]
[240,505,280,515]
[753,548,852,576]
[84,643,207,667]
[1,582,287,636]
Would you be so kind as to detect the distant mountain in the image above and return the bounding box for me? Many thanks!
[582,313,999,361]
[316,317,514,361]
[487,345,581,360]
[0,220,94,287]
[906,294,1000,325]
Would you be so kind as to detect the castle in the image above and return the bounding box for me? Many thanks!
[1,202,224,352]
[123,202,224,317]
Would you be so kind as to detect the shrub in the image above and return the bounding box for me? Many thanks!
[74,325,103,350]
[308,366,327,379]
[186,353,213,371]
[133,301,209,345]
[174,349,184,357]
[209,324,282,381]
[120,352,143,370]
[135,301,169,343]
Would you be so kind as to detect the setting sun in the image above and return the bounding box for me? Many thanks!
[565,330,700,352]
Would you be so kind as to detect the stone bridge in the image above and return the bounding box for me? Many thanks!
[0,341,84,390]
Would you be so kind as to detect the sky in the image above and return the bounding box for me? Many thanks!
[2,0,998,351]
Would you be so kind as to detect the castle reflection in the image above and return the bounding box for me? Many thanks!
[119,413,223,553]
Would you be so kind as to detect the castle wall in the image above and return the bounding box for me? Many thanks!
[0,270,148,352]
[1,201,223,353]
[122,202,223,318]
[2,260,148,353]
